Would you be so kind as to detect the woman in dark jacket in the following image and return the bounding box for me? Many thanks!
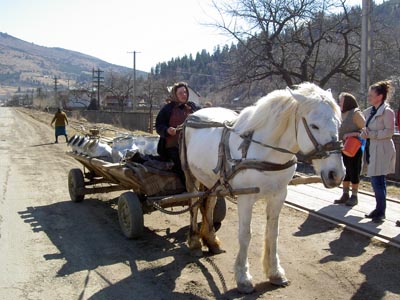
[155,82,201,185]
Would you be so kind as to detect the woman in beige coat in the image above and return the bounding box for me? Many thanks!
[360,80,396,223]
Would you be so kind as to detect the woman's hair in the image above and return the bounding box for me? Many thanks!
[339,92,358,113]
[369,80,393,102]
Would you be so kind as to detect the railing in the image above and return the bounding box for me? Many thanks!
[388,134,400,181]
[73,110,151,133]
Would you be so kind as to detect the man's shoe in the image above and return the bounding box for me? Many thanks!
[372,215,385,223]
[334,193,349,204]
[345,195,358,207]
[365,210,378,218]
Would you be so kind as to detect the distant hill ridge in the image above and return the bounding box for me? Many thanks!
[0,32,146,93]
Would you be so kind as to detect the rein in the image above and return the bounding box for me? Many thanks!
[183,114,342,165]
[180,113,342,194]
[222,117,342,161]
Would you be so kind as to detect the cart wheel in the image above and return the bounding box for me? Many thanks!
[213,196,227,231]
[68,168,85,202]
[118,192,144,239]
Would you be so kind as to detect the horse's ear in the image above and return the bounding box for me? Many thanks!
[286,87,307,102]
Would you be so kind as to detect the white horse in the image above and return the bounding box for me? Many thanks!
[181,82,344,293]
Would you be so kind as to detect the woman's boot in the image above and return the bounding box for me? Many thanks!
[334,193,349,204]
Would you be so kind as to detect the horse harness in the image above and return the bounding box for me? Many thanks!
[180,114,342,194]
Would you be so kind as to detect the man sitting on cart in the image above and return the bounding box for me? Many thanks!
[155,82,201,187]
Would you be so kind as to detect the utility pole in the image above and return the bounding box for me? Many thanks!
[127,50,140,110]
[361,0,372,108]
[54,76,59,108]
[92,68,104,109]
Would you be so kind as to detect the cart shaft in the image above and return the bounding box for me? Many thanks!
[147,187,260,207]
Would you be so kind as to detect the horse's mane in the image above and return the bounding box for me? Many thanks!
[233,82,340,141]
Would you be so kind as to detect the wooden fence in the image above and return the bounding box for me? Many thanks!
[73,110,151,133]
[389,134,400,181]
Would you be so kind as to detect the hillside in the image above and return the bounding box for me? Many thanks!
[0,32,146,97]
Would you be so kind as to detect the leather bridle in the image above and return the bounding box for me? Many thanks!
[299,117,343,161]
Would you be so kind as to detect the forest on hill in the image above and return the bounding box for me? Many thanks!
[148,0,400,108]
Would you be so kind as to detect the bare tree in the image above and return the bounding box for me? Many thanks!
[139,76,169,132]
[371,7,400,82]
[212,0,361,88]
[103,72,134,112]
[68,81,94,108]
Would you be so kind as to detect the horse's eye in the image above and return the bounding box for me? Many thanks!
[311,124,319,130]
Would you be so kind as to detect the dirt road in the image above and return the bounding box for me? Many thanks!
[0,107,399,300]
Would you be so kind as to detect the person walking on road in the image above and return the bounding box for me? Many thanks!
[361,80,396,223]
[50,108,69,144]
[334,93,365,207]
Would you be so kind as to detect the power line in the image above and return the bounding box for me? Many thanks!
[127,50,141,107]
[163,69,227,79]
[92,68,104,109]
[54,76,59,107]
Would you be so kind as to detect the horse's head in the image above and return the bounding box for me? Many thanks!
[290,84,344,188]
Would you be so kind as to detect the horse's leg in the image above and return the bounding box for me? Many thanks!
[262,190,289,286]
[235,195,256,294]
[200,195,224,254]
[187,184,203,257]
[188,198,202,256]
[182,165,203,256]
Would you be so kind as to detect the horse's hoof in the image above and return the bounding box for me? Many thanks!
[208,245,226,255]
[269,276,290,287]
[190,248,203,257]
[237,281,254,294]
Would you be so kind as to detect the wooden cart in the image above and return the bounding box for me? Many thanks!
[67,152,260,239]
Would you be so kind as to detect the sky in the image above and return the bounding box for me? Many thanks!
[0,0,384,73]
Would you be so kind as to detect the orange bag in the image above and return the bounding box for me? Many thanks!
[342,136,362,157]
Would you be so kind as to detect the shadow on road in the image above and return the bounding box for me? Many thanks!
[18,197,232,299]
[29,142,58,147]
[293,206,400,300]
[351,233,400,300]
[292,205,347,237]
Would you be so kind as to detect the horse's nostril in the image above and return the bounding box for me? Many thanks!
[328,170,336,181]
